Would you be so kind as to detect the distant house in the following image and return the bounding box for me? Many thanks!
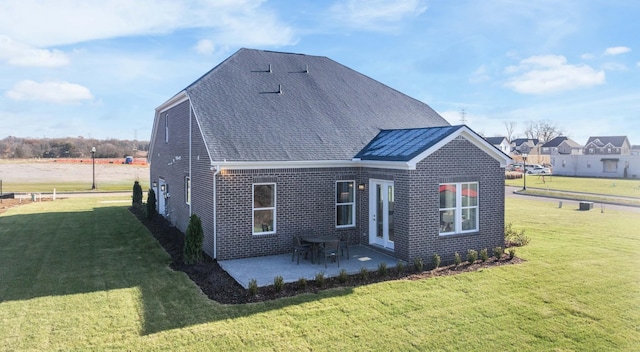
[148,48,511,262]
[583,136,631,155]
[511,138,538,155]
[540,136,582,155]
[485,137,511,154]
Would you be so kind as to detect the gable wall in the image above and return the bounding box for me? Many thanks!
[149,100,192,233]
[215,167,363,260]
[405,137,505,263]
[190,108,215,257]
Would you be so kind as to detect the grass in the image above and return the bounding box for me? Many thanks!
[1,197,639,350]
[505,174,640,197]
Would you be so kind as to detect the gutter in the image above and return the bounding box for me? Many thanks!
[212,164,221,259]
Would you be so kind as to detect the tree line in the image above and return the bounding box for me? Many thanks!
[0,136,149,159]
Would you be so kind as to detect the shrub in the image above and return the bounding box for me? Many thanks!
[297,277,307,290]
[479,248,488,262]
[467,249,478,264]
[248,279,258,296]
[338,269,349,283]
[493,246,504,259]
[132,181,143,207]
[504,222,531,247]
[273,275,284,293]
[183,214,204,264]
[454,252,462,266]
[359,267,369,281]
[432,253,441,269]
[396,261,405,276]
[413,257,424,272]
[146,188,157,219]
[315,272,325,287]
[377,262,388,276]
[508,248,517,260]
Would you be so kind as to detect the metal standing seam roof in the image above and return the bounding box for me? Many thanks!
[182,48,450,162]
[354,125,464,161]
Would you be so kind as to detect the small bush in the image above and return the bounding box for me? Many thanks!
[493,246,504,259]
[297,277,307,290]
[315,272,325,287]
[454,252,462,266]
[146,188,157,219]
[359,267,369,281]
[479,248,488,262]
[273,275,284,293]
[396,261,405,276]
[508,248,517,260]
[431,253,441,269]
[248,279,258,296]
[413,257,424,272]
[467,249,478,264]
[183,214,204,264]
[378,262,388,276]
[504,222,531,247]
[338,269,349,283]
[132,181,143,207]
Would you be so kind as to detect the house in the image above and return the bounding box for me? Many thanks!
[148,48,511,263]
[540,136,582,155]
[485,137,511,155]
[583,136,631,155]
[511,138,538,155]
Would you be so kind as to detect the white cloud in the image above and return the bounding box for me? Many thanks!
[604,46,631,55]
[580,53,594,60]
[601,62,628,71]
[6,80,94,104]
[0,0,295,47]
[330,0,427,31]
[469,65,490,83]
[0,35,69,67]
[504,55,605,94]
[194,39,215,55]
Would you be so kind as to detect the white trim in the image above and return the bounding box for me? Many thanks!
[252,182,277,235]
[157,91,188,114]
[214,159,357,170]
[407,127,512,169]
[335,180,356,228]
[439,182,479,236]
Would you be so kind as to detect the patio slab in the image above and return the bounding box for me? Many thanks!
[219,245,400,288]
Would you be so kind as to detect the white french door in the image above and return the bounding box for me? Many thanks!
[369,179,394,250]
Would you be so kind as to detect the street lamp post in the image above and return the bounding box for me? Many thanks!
[91,147,96,190]
[522,152,528,191]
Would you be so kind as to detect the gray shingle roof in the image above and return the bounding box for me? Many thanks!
[485,137,508,145]
[585,136,629,148]
[185,48,449,162]
[543,136,581,148]
[355,126,463,161]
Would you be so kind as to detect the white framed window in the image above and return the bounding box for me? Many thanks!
[439,182,479,235]
[184,176,191,205]
[253,183,276,234]
[336,180,355,228]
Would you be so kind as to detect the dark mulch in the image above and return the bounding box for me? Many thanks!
[129,206,524,305]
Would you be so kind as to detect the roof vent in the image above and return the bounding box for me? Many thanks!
[278,84,282,94]
[305,64,309,73]
[269,64,272,73]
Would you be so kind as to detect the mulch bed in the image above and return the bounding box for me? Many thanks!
[128,206,523,304]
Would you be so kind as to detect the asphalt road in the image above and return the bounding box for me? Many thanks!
[505,186,640,213]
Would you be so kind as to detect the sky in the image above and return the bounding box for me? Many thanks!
[1,0,639,145]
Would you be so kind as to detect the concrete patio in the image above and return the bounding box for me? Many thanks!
[219,245,400,288]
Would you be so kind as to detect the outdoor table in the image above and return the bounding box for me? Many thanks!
[300,234,339,264]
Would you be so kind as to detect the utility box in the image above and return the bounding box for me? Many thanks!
[579,201,593,211]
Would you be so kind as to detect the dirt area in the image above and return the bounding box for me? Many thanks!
[0,159,148,183]
[129,206,523,304]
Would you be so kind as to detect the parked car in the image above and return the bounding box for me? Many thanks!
[526,165,551,174]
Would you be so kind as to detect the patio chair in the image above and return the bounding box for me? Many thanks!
[292,235,312,264]
[318,239,340,268]
[339,233,351,260]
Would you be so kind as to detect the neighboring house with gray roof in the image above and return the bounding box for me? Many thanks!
[540,136,582,155]
[583,136,631,155]
[484,137,511,154]
[511,138,538,155]
[148,48,511,262]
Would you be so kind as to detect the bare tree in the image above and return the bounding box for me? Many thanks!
[504,121,516,142]
[524,120,562,144]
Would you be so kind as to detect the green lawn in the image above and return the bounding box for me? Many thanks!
[506,174,640,197]
[1,197,639,350]
[1,181,150,193]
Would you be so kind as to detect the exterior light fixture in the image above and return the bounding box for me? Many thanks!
[358,183,366,191]
[521,152,528,191]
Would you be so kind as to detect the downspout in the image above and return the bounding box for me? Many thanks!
[188,104,192,215]
[212,164,221,259]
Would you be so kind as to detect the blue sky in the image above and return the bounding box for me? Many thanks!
[1,0,639,145]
